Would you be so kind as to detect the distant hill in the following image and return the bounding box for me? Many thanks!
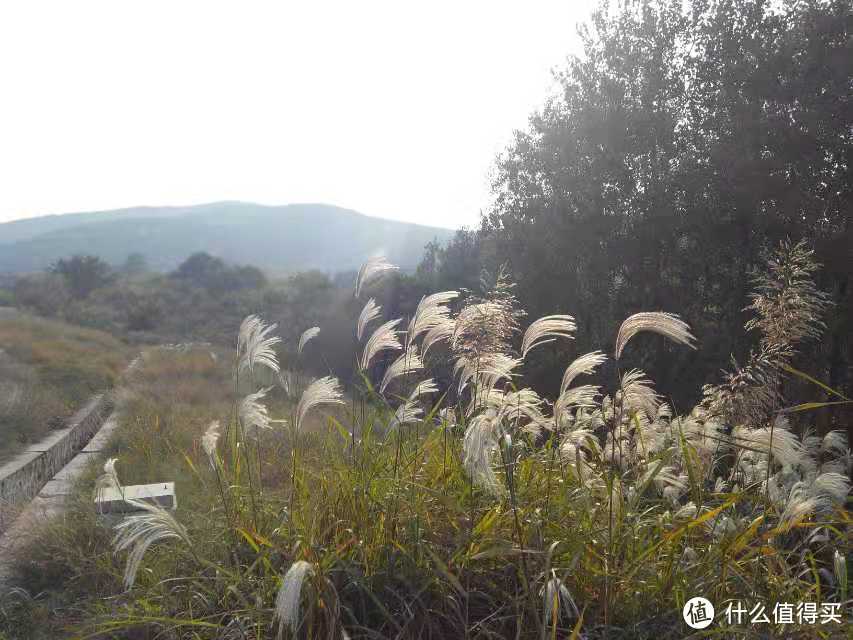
[0,202,454,274]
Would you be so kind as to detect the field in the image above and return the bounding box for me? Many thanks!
[0,245,849,639]
[0,309,129,460]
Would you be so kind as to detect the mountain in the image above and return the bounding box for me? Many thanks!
[0,202,455,274]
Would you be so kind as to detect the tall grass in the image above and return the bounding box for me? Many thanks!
[2,242,849,639]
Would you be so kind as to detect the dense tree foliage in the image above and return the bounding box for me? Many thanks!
[172,252,268,292]
[421,0,852,414]
[49,255,114,299]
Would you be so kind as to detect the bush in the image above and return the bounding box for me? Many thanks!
[12,273,70,317]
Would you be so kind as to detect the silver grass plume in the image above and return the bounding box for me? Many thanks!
[388,395,423,430]
[732,422,808,469]
[421,318,455,357]
[237,315,281,376]
[560,351,607,396]
[619,369,660,417]
[438,407,457,426]
[409,378,438,400]
[463,413,502,494]
[541,571,579,620]
[355,255,398,298]
[112,500,192,589]
[356,298,382,341]
[274,560,315,638]
[408,291,458,342]
[379,345,424,394]
[359,318,403,371]
[821,431,848,457]
[614,312,696,360]
[486,388,548,434]
[554,385,601,426]
[776,472,849,531]
[202,420,220,469]
[811,472,850,504]
[834,549,847,604]
[297,327,320,355]
[238,315,262,352]
[458,354,522,416]
[239,388,272,434]
[296,376,345,431]
[468,353,521,397]
[521,314,576,359]
[560,428,601,460]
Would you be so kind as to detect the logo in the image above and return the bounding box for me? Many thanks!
[683,596,715,629]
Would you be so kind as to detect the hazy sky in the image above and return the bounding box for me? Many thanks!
[0,1,595,229]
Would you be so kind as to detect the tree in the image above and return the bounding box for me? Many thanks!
[172,252,228,289]
[173,253,268,292]
[223,265,267,291]
[13,273,70,315]
[425,0,853,406]
[49,255,114,299]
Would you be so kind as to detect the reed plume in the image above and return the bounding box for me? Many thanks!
[408,291,458,342]
[408,378,438,400]
[462,413,502,494]
[295,376,345,431]
[239,387,272,433]
[614,312,695,360]
[355,256,398,298]
[521,314,576,359]
[560,351,607,395]
[379,345,423,394]
[297,327,320,355]
[113,500,192,589]
[237,315,281,375]
[273,560,314,638]
[202,420,220,469]
[421,318,455,357]
[356,298,381,341]
[388,395,423,430]
[359,319,402,371]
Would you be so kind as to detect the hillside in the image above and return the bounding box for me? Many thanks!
[0,202,454,273]
[0,308,129,460]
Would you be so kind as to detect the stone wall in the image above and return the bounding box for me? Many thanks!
[0,393,112,532]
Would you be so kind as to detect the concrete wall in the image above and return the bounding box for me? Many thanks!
[0,393,112,531]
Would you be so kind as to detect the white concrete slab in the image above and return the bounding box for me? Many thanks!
[95,482,177,513]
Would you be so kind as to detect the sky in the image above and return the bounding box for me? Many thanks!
[0,1,595,230]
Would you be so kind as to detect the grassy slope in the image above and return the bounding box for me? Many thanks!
[0,309,129,460]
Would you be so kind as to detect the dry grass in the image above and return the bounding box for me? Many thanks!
[0,311,129,460]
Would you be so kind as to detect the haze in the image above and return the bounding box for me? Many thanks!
[0,1,594,229]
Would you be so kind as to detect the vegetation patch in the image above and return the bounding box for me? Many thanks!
[2,245,848,639]
[0,310,129,460]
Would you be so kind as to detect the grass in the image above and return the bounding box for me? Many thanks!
[0,245,849,639]
[0,309,129,460]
